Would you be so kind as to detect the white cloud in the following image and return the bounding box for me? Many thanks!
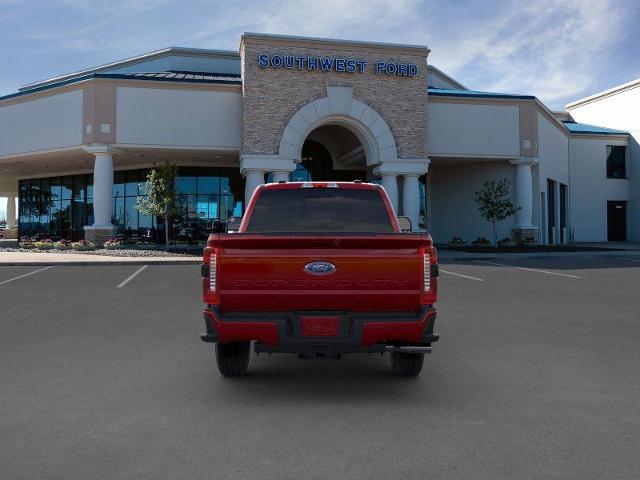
[3,0,635,108]
[426,0,631,107]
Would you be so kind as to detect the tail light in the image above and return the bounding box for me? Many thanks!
[209,251,217,291]
[203,248,220,305]
[423,252,431,291]
[420,244,438,305]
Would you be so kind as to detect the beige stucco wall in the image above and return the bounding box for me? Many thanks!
[0,90,83,156]
[569,136,630,242]
[116,86,242,148]
[427,101,520,157]
[429,161,517,243]
[240,36,428,160]
[567,85,640,241]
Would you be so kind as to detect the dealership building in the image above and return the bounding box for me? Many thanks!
[0,33,637,244]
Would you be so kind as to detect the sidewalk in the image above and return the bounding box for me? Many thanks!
[2,245,639,265]
[0,251,201,266]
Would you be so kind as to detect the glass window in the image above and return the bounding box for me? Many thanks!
[139,208,154,229]
[176,175,197,194]
[72,198,85,231]
[38,180,51,231]
[219,176,232,195]
[198,176,219,195]
[219,195,235,221]
[49,178,61,203]
[124,197,138,235]
[87,175,94,199]
[138,169,150,196]
[246,188,394,233]
[18,167,245,243]
[62,177,73,200]
[183,195,198,219]
[125,171,139,196]
[419,175,427,231]
[606,146,626,179]
[60,199,72,237]
[113,171,125,199]
[197,194,218,219]
[86,199,94,226]
[19,182,30,225]
[73,175,86,202]
[291,163,312,182]
[48,199,61,237]
[113,196,125,231]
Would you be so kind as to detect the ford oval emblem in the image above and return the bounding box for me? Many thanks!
[304,261,337,276]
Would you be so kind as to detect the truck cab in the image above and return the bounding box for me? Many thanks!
[201,181,439,377]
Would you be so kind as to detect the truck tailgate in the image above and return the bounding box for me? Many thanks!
[208,235,435,313]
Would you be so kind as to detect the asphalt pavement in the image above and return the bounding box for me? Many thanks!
[1,256,639,479]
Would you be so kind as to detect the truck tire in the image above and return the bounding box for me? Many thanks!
[215,341,250,377]
[390,352,424,376]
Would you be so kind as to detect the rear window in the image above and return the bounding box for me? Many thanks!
[246,188,394,233]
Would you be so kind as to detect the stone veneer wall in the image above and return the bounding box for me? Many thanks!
[241,37,428,160]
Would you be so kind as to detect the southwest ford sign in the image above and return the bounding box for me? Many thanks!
[257,54,418,77]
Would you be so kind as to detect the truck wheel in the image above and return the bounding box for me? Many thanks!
[215,341,250,377]
[390,352,424,376]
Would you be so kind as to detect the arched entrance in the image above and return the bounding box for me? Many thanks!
[297,124,367,182]
[242,86,428,230]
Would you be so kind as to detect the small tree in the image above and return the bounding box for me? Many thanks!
[474,179,520,246]
[136,161,181,250]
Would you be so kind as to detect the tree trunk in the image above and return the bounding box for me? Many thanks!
[492,221,497,247]
[164,208,169,251]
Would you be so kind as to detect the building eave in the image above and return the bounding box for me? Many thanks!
[427,65,466,90]
[565,78,640,109]
[427,88,616,139]
[19,47,241,93]
[1,73,242,105]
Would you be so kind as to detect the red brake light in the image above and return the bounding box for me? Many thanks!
[423,252,431,292]
[301,182,339,188]
[203,248,220,305]
[419,244,438,305]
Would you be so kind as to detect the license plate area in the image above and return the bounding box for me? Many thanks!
[290,312,352,339]
[300,316,339,336]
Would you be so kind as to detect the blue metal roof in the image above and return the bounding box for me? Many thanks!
[428,87,535,100]
[0,71,242,102]
[562,121,628,135]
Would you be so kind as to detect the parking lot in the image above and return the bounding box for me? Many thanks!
[1,256,640,479]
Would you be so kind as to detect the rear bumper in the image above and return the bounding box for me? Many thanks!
[201,306,438,353]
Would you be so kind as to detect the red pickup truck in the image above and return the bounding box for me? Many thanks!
[200,181,439,377]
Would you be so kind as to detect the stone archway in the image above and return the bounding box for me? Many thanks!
[278,86,398,166]
[240,85,428,229]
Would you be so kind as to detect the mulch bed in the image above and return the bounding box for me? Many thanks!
[437,245,624,253]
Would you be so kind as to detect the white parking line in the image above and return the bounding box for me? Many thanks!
[116,265,148,289]
[439,269,485,282]
[0,266,53,286]
[475,260,581,278]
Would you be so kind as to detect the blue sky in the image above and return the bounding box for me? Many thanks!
[1,0,639,108]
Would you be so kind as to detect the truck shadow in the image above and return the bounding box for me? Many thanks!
[206,354,456,408]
